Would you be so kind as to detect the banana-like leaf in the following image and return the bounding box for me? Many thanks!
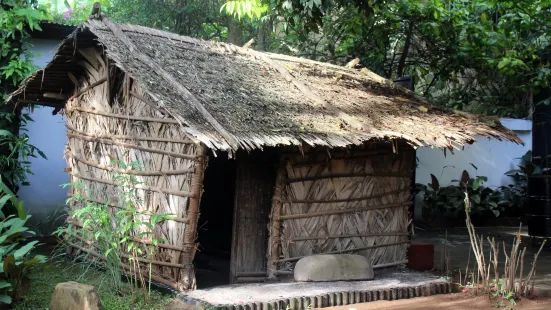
[0,294,11,304]
[0,281,11,290]
[14,241,38,259]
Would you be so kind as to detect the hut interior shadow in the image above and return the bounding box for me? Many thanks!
[195,151,236,288]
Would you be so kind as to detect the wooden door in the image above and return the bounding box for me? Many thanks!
[230,150,277,283]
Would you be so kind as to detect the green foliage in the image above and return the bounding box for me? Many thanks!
[55,161,172,300]
[107,0,226,38]
[41,0,112,25]
[498,150,537,211]
[39,0,551,115]
[1,1,48,192]
[416,169,509,223]
[0,117,47,190]
[267,0,551,117]
[0,177,45,305]
[491,279,517,308]
[221,0,269,20]
[417,152,537,224]
[0,1,45,94]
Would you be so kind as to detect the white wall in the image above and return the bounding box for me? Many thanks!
[18,39,69,234]
[414,118,532,219]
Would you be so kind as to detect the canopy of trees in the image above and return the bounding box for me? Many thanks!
[36,0,551,117]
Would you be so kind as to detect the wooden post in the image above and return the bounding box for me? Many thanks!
[267,156,286,279]
[179,143,206,291]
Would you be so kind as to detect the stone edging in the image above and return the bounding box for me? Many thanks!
[181,281,454,309]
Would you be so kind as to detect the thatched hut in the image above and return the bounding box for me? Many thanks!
[9,15,520,291]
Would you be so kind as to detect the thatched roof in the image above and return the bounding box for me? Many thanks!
[10,17,522,151]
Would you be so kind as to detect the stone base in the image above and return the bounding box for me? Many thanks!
[294,254,374,282]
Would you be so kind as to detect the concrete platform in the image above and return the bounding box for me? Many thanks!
[180,270,453,309]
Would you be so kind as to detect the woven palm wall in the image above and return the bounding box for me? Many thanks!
[268,143,414,276]
[64,47,204,291]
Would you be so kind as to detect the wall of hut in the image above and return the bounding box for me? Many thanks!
[63,47,204,291]
[268,143,414,278]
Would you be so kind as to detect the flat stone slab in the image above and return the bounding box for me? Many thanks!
[294,254,374,282]
[182,270,452,309]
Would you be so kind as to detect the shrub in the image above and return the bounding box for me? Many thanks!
[0,178,45,305]
[55,161,171,301]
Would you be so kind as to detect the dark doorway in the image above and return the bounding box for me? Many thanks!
[194,151,236,288]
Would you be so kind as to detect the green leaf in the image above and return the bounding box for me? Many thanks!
[472,179,482,190]
[14,200,26,219]
[498,58,511,70]
[14,241,38,259]
[0,281,11,290]
[0,130,13,137]
[0,295,12,304]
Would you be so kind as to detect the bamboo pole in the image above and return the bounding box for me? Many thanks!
[71,173,195,198]
[71,155,194,176]
[69,106,180,124]
[66,124,192,143]
[286,172,411,183]
[67,221,189,251]
[179,144,206,291]
[287,188,409,204]
[72,234,186,268]
[290,150,414,168]
[276,241,409,263]
[267,157,286,279]
[67,131,197,160]
[69,77,107,100]
[289,231,409,242]
[67,193,189,224]
[105,55,110,105]
[130,91,169,115]
[278,202,412,220]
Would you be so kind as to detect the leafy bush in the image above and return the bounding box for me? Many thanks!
[498,151,539,211]
[55,161,171,300]
[0,179,45,305]
[416,170,508,223]
[1,1,48,192]
[417,152,541,224]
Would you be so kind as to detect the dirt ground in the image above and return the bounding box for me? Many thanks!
[324,294,551,310]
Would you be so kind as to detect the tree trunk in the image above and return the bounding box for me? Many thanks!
[256,18,273,51]
[397,22,414,77]
[227,17,243,45]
